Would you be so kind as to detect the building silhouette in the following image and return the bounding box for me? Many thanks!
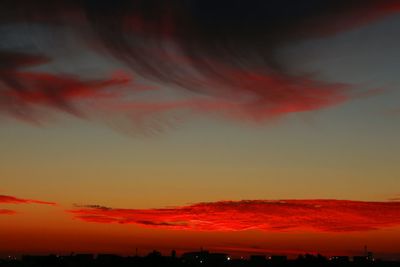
[1,249,399,267]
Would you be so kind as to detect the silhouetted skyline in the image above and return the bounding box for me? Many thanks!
[2,249,400,267]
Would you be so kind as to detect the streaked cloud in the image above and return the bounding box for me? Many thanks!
[0,51,131,123]
[0,194,56,205]
[0,194,56,215]
[1,1,399,130]
[69,199,400,232]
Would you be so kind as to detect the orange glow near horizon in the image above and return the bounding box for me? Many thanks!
[1,195,400,259]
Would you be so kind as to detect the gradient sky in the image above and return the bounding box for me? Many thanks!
[1,1,400,260]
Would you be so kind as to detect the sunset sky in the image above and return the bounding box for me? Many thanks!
[1,0,400,260]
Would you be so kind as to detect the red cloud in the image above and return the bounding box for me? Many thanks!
[0,51,349,131]
[1,2,399,131]
[0,209,17,215]
[196,68,348,121]
[69,199,400,233]
[0,195,56,206]
[2,56,382,138]
[0,51,132,123]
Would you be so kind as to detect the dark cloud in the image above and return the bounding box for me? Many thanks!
[0,51,131,123]
[69,199,400,232]
[1,1,399,128]
[389,195,400,201]
[73,204,112,210]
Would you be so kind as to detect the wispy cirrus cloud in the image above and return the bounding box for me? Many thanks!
[0,194,56,215]
[0,51,132,123]
[69,199,400,232]
[0,1,399,130]
[0,194,56,206]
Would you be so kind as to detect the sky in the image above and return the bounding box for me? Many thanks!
[1,0,400,260]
